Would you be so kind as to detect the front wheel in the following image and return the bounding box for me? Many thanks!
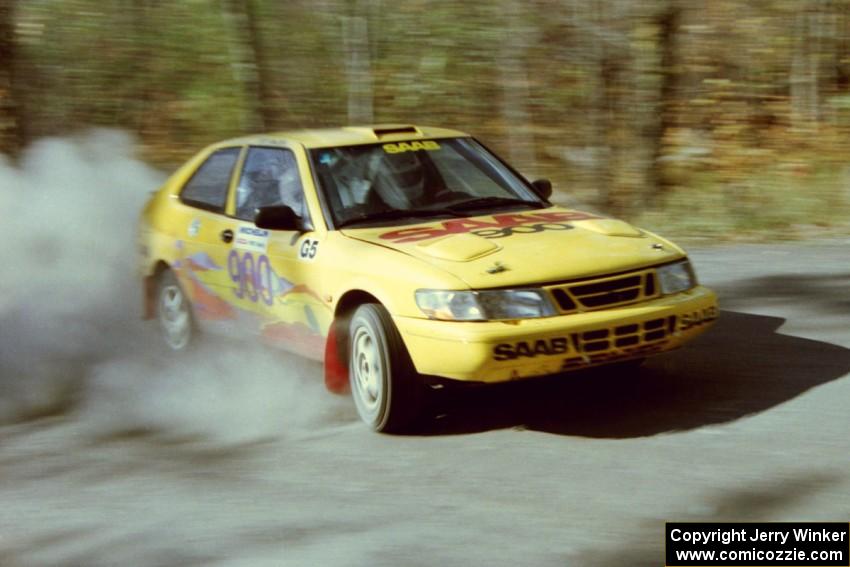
[348,304,423,433]
[156,269,195,351]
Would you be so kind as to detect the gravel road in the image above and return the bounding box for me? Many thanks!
[1,239,848,567]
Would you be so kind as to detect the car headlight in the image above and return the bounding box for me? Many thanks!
[657,260,697,295]
[415,289,557,321]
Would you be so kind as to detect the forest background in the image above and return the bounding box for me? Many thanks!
[2,0,850,239]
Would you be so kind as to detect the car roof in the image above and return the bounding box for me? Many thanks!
[212,124,470,150]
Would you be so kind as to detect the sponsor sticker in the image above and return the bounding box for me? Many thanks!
[188,218,201,237]
[234,224,269,253]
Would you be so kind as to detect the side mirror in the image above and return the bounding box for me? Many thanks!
[254,205,304,231]
[530,178,553,200]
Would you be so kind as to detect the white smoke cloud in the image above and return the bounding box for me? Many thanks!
[84,343,343,447]
[0,130,158,420]
[0,130,346,441]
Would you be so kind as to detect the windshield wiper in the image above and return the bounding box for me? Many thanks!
[445,196,544,212]
[336,207,464,228]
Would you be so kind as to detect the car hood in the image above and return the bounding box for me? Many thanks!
[340,207,685,288]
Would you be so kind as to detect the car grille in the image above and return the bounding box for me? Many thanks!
[560,316,678,369]
[546,268,659,313]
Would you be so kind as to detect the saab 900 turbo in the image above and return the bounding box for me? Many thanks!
[138,124,717,432]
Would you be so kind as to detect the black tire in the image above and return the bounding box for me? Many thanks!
[155,269,196,351]
[348,303,423,433]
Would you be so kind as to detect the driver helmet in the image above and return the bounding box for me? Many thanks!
[277,157,304,215]
[251,154,283,184]
[374,150,425,208]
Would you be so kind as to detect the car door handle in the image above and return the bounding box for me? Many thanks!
[221,229,234,243]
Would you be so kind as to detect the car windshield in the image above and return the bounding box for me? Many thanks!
[309,137,545,228]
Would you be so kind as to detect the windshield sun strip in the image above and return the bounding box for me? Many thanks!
[310,137,545,229]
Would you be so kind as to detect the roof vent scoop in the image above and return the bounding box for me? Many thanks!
[372,125,420,138]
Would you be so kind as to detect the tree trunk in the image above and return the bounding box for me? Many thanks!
[791,7,820,130]
[343,0,373,124]
[223,0,277,132]
[648,0,682,205]
[132,0,158,140]
[596,51,626,212]
[835,0,850,94]
[590,0,615,212]
[497,0,536,175]
[0,0,23,159]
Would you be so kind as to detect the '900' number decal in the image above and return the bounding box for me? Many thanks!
[228,250,274,306]
[471,222,574,239]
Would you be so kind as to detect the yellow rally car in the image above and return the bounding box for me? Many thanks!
[138,124,718,432]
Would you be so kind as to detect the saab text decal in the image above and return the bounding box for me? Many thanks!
[382,140,441,154]
[493,338,568,361]
[379,211,599,244]
[493,334,673,364]
[680,305,718,331]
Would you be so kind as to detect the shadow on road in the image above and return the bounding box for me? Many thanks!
[421,310,850,437]
[567,470,845,567]
[713,272,850,314]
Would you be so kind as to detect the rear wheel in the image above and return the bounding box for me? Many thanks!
[156,270,195,351]
[349,303,423,433]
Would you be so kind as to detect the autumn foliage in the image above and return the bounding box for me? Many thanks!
[2,0,849,237]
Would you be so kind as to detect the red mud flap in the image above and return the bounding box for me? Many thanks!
[143,275,156,319]
[324,321,349,394]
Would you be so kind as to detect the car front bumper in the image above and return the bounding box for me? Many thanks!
[393,285,718,382]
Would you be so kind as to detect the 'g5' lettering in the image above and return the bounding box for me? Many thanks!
[299,239,319,260]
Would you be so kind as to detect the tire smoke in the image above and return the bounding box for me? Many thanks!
[0,131,346,442]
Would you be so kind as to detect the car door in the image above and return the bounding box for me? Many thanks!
[228,145,332,359]
[173,145,247,328]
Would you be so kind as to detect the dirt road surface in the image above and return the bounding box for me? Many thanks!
[1,240,848,567]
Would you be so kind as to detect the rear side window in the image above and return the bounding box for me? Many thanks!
[180,147,241,212]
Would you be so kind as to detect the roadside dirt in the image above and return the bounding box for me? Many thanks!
[1,240,848,566]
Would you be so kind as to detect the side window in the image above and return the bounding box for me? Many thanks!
[180,147,241,212]
[235,147,305,221]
